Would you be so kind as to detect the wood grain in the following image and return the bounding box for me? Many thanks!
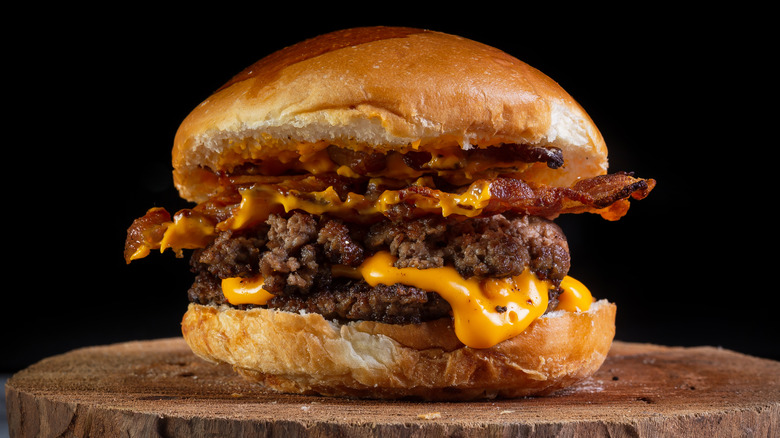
[5,338,779,437]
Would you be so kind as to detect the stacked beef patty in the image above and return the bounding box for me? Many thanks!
[188,211,570,324]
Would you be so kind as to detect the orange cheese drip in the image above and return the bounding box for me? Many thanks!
[222,276,274,305]
[218,179,492,232]
[156,214,216,258]
[221,252,594,349]
[358,251,549,349]
[557,276,593,312]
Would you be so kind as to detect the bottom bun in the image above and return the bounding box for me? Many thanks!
[181,300,616,400]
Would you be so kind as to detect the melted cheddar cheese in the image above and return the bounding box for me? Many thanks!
[218,179,492,233]
[220,251,593,349]
[147,213,215,260]
[359,251,549,349]
[222,276,274,305]
[557,276,592,312]
[128,179,494,261]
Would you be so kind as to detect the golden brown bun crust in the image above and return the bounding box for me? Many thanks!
[172,27,608,203]
[181,301,616,400]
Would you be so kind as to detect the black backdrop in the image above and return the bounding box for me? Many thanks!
[5,8,776,374]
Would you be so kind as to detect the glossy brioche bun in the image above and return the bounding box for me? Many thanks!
[181,300,616,400]
[172,26,608,203]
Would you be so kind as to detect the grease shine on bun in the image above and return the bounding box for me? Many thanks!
[125,26,654,400]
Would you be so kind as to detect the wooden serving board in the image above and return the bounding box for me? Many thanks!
[5,338,779,437]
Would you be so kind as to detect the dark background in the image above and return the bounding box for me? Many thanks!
[4,8,776,375]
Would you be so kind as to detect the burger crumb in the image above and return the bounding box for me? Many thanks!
[417,412,441,420]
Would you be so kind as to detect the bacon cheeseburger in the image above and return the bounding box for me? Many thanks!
[125,27,654,400]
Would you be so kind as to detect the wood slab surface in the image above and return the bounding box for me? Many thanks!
[5,338,779,437]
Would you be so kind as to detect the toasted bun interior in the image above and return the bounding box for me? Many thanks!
[181,300,616,400]
[172,27,608,203]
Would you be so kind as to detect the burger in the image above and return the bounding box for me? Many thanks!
[124,26,654,400]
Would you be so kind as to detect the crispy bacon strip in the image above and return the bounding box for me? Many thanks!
[472,144,564,169]
[249,171,655,222]
[125,172,655,261]
[485,172,655,220]
[124,207,171,263]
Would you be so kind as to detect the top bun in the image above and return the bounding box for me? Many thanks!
[172,27,608,203]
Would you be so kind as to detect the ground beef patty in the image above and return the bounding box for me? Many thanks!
[188,211,570,324]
